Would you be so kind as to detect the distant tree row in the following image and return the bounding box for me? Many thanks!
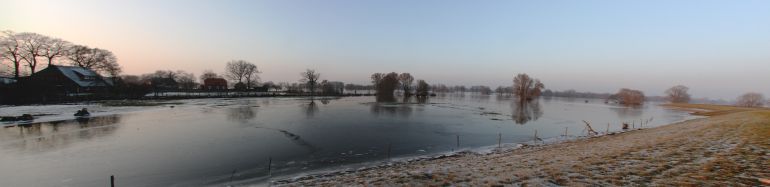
[0,30,120,78]
[370,72,430,98]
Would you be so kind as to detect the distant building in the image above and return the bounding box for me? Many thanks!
[203,78,227,90]
[26,65,114,93]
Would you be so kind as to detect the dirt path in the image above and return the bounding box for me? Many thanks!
[274,105,770,186]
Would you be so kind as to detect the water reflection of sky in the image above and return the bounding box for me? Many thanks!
[0,95,694,186]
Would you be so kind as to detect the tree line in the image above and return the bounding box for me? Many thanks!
[1,30,121,78]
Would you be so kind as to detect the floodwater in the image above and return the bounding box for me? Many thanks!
[0,95,694,186]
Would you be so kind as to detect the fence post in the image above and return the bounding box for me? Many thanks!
[498,133,502,148]
[456,135,460,148]
[387,143,392,161]
[268,157,272,176]
[110,175,115,187]
[564,127,568,137]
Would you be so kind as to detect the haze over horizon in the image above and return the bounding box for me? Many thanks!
[2,0,769,100]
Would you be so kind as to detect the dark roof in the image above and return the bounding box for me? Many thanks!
[47,65,113,87]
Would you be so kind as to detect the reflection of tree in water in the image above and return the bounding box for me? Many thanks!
[0,115,122,152]
[610,105,644,117]
[370,100,413,118]
[227,106,257,122]
[303,99,319,118]
[511,101,543,125]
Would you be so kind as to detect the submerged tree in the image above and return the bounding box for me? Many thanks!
[615,88,645,106]
[665,85,691,103]
[300,69,320,95]
[375,72,400,99]
[736,92,765,108]
[512,73,545,102]
[415,80,430,96]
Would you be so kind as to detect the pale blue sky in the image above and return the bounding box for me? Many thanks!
[2,0,769,99]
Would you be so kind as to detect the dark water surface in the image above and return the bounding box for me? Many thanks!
[0,95,693,186]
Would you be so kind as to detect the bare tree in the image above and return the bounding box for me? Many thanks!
[370,73,383,92]
[17,32,47,75]
[615,88,645,105]
[300,69,320,95]
[41,37,70,66]
[398,73,414,96]
[665,85,691,103]
[175,71,198,89]
[243,63,260,89]
[225,60,248,84]
[373,72,400,98]
[0,31,23,78]
[512,73,545,102]
[66,45,121,76]
[736,92,765,108]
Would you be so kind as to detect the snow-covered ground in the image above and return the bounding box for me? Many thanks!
[0,102,168,126]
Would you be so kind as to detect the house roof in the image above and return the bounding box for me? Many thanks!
[50,65,113,87]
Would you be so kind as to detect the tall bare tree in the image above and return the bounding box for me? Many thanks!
[17,32,47,75]
[736,92,765,108]
[300,69,320,95]
[41,37,70,66]
[512,73,545,102]
[398,73,414,96]
[243,63,260,89]
[225,60,254,85]
[665,85,691,103]
[175,71,197,89]
[371,73,383,92]
[66,45,120,76]
[0,31,23,78]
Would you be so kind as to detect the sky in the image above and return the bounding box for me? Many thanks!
[2,0,769,99]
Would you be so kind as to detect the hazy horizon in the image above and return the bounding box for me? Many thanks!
[2,0,769,100]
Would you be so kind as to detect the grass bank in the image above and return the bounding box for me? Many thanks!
[275,104,770,186]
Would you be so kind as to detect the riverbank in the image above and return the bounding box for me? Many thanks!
[272,104,770,186]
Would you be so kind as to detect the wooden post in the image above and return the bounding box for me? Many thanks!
[110,175,115,187]
[229,169,237,184]
[498,133,502,148]
[564,127,568,137]
[533,130,538,144]
[268,157,272,176]
[387,143,392,161]
[632,121,635,129]
[456,135,460,148]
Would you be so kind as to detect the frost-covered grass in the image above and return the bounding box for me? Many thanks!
[273,105,770,186]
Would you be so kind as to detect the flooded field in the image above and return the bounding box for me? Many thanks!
[0,95,694,186]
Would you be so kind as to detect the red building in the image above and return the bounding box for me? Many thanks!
[202,78,227,90]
